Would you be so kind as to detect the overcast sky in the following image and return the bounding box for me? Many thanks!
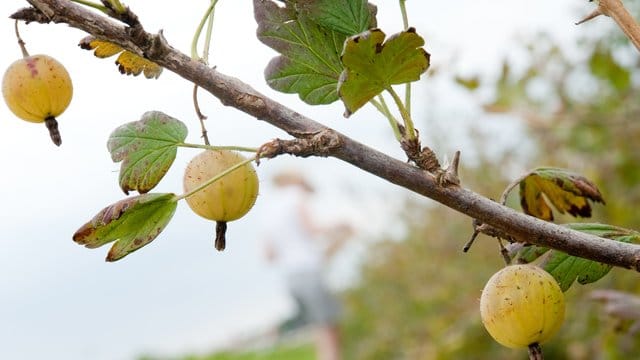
[0,1,595,359]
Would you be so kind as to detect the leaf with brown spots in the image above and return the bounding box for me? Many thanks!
[519,167,605,221]
[337,28,430,116]
[79,36,163,79]
[108,111,187,195]
[517,223,639,291]
[73,193,177,262]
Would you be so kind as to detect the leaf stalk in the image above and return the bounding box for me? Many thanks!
[370,96,402,141]
[191,0,219,61]
[387,86,416,140]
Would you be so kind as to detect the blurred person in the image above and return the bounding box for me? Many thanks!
[261,170,352,360]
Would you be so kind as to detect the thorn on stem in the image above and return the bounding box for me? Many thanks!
[463,229,480,253]
[463,219,482,252]
[576,9,603,25]
[439,150,461,186]
[498,239,512,265]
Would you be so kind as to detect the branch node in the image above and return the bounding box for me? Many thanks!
[401,136,441,173]
[255,129,342,165]
[146,30,170,59]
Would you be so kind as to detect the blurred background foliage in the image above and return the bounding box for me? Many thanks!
[339,3,640,359]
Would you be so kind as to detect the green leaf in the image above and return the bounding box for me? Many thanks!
[517,245,550,263]
[338,28,430,116]
[107,111,188,195]
[519,167,605,221]
[253,0,376,104]
[516,223,640,291]
[73,193,178,262]
[297,0,376,35]
[254,0,344,104]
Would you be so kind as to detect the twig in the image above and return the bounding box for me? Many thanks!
[193,84,210,145]
[577,0,640,53]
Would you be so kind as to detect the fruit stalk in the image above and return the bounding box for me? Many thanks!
[45,116,62,146]
[528,343,543,360]
[215,221,227,251]
[14,20,29,58]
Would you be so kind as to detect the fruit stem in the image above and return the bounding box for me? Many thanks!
[14,20,29,58]
[215,221,227,251]
[177,142,258,153]
[175,156,257,201]
[528,343,544,360]
[45,117,62,146]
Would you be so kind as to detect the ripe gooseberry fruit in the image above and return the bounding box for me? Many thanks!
[2,54,73,146]
[480,264,565,357]
[183,150,259,251]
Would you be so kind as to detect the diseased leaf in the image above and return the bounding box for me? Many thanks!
[297,0,376,35]
[108,111,188,195]
[79,36,163,79]
[73,193,177,262]
[519,167,605,221]
[338,28,430,116]
[516,223,640,291]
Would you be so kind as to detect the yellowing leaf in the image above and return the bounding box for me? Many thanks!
[519,167,605,221]
[79,36,163,79]
[90,40,122,58]
[338,28,430,116]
